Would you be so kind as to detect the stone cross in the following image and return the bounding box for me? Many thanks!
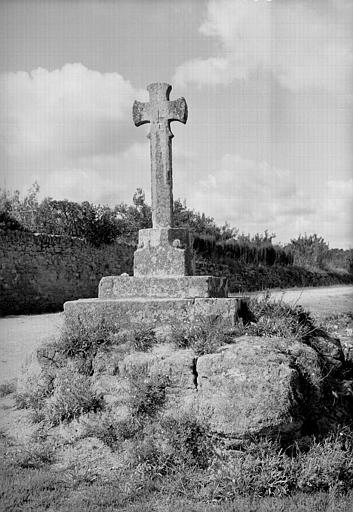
[133,83,188,228]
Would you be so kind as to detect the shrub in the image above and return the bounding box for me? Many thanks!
[11,441,56,469]
[0,380,16,397]
[0,467,67,512]
[297,432,353,493]
[43,366,104,426]
[170,315,235,356]
[157,415,213,470]
[132,326,156,352]
[202,438,297,500]
[242,296,314,341]
[79,412,140,450]
[128,371,170,419]
[54,316,118,372]
[15,370,53,414]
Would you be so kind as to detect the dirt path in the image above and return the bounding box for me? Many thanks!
[0,312,63,383]
[248,285,353,317]
[0,285,352,384]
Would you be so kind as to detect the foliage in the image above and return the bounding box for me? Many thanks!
[1,183,351,276]
[286,234,329,269]
[132,326,157,352]
[43,366,104,426]
[128,371,170,419]
[194,234,293,266]
[0,465,68,512]
[0,183,120,246]
[297,432,353,493]
[173,199,237,240]
[0,381,16,397]
[10,441,56,469]
[240,295,313,340]
[15,371,53,414]
[56,316,116,363]
[79,412,140,450]
[170,315,235,356]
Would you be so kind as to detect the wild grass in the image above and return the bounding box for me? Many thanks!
[43,366,104,426]
[132,325,156,352]
[170,314,235,355]
[4,296,353,510]
[15,365,104,426]
[0,380,16,397]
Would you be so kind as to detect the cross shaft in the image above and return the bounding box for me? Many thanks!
[133,83,187,228]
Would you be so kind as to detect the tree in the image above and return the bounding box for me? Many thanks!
[286,234,329,269]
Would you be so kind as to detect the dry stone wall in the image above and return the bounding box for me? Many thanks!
[0,230,134,316]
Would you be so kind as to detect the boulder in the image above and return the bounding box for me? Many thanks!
[308,335,344,372]
[195,336,323,440]
[93,344,197,415]
[341,336,353,364]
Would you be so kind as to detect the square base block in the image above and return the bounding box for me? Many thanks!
[98,275,229,299]
[133,228,194,276]
[64,297,247,330]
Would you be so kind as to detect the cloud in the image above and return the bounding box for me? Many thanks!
[0,63,149,203]
[188,153,352,247]
[174,0,353,96]
[38,142,150,205]
[191,153,302,227]
[0,63,147,155]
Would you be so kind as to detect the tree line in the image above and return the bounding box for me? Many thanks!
[1,183,352,272]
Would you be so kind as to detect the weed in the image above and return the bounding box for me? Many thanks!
[157,415,214,470]
[79,412,140,449]
[246,296,313,340]
[44,366,104,426]
[128,371,170,418]
[10,441,56,469]
[0,380,16,397]
[0,466,67,511]
[171,315,234,356]
[56,315,117,362]
[15,371,53,413]
[297,431,353,492]
[132,326,156,352]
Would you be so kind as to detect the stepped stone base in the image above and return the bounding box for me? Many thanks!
[98,275,229,299]
[64,297,247,330]
[134,228,194,276]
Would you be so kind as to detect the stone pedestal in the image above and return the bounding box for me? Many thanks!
[98,275,229,299]
[134,228,194,276]
[63,83,248,332]
[64,296,247,330]
[64,227,247,330]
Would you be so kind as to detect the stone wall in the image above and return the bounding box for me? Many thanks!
[0,230,134,316]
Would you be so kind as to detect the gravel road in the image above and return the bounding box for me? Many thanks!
[0,285,352,384]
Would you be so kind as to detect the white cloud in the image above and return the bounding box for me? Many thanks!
[188,153,352,248]
[38,142,150,205]
[174,0,353,96]
[0,63,149,203]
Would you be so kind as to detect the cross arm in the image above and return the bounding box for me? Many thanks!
[168,97,188,124]
[133,101,150,126]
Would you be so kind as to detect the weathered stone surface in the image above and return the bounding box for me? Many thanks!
[195,336,322,439]
[309,335,345,372]
[134,228,194,276]
[0,229,134,316]
[133,83,187,228]
[64,297,245,330]
[341,336,353,363]
[99,275,228,299]
[120,345,196,391]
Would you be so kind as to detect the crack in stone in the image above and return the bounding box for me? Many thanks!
[192,357,198,390]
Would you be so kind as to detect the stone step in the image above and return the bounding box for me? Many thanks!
[98,275,229,299]
[64,296,248,330]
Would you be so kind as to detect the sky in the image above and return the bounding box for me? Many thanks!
[0,0,352,248]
